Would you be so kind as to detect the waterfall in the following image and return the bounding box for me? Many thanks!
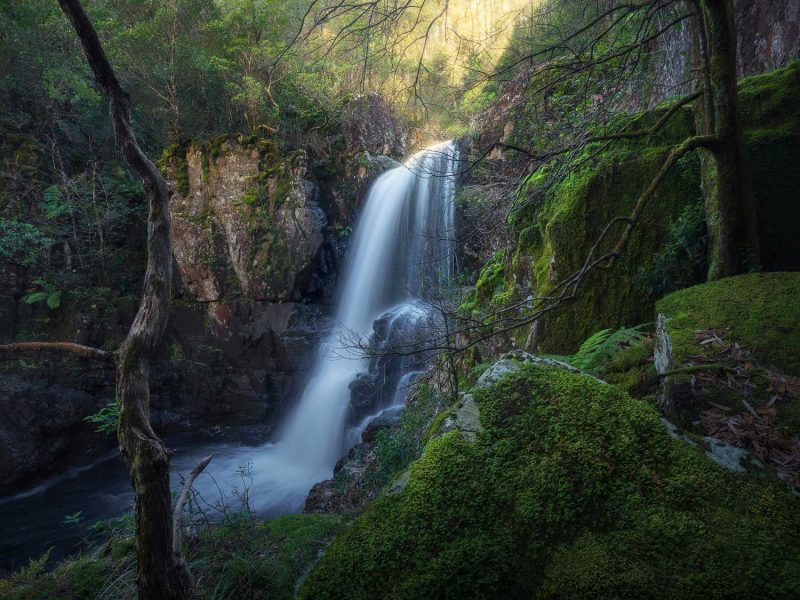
[0,142,460,567]
[201,141,459,514]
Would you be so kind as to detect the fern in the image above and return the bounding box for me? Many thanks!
[22,278,61,309]
[41,184,69,219]
[84,401,120,434]
[569,326,648,373]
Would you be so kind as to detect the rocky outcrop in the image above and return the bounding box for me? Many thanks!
[151,300,333,427]
[341,93,408,158]
[348,303,431,423]
[169,142,328,302]
[0,373,114,494]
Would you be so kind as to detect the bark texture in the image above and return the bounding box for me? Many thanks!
[697,0,760,279]
[55,1,192,598]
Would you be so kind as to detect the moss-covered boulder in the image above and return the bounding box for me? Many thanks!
[469,61,800,355]
[655,272,800,440]
[738,61,800,273]
[300,363,800,599]
[656,272,800,377]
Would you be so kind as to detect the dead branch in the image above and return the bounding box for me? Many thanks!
[0,341,115,363]
[172,454,214,555]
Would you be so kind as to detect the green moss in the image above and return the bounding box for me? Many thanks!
[301,364,800,599]
[739,61,800,272]
[462,250,513,313]
[529,147,699,353]
[470,61,800,355]
[657,272,800,376]
[158,143,190,196]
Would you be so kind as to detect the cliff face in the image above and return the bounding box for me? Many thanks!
[649,0,800,103]
[156,134,402,428]
[0,96,406,492]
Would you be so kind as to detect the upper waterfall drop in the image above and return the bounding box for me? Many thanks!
[204,141,460,514]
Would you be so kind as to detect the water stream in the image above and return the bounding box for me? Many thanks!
[0,141,459,570]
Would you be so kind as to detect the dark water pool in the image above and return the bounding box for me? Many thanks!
[0,431,270,572]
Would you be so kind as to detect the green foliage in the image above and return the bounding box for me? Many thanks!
[0,549,54,600]
[638,198,708,297]
[0,220,52,268]
[368,385,442,490]
[185,513,343,600]
[21,278,61,310]
[301,363,800,599]
[568,326,648,374]
[84,402,120,435]
[40,185,69,219]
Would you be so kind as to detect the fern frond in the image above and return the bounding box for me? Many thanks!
[569,326,648,373]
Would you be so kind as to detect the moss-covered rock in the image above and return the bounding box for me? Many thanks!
[656,272,800,376]
[300,363,800,599]
[469,62,800,355]
[738,61,800,272]
[655,272,800,437]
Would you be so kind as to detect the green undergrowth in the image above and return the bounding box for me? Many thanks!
[0,513,343,600]
[301,363,800,599]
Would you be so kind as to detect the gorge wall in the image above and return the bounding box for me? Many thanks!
[0,94,407,492]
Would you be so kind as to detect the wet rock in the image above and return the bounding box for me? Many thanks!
[341,93,408,158]
[361,412,401,444]
[0,374,113,494]
[348,304,431,426]
[304,442,376,514]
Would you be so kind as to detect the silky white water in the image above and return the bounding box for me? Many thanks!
[0,141,460,568]
[205,140,460,513]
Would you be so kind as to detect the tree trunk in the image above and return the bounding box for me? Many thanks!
[697,0,759,279]
[55,1,193,598]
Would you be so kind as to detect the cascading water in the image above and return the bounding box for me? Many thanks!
[231,140,460,513]
[0,142,459,567]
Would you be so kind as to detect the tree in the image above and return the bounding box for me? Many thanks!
[0,1,204,598]
[489,0,756,280]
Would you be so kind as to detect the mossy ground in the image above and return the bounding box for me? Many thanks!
[657,272,800,434]
[657,272,800,377]
[301,363,800,599]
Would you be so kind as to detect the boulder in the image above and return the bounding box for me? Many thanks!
[0,374,113,494]
[341,93,408,158]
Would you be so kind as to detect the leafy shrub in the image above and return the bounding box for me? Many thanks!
[638,199,708,297]
[0,219,53,268]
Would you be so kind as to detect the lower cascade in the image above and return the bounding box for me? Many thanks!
[204,141,460,513]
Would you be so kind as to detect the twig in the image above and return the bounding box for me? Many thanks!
[172,455,213,555]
